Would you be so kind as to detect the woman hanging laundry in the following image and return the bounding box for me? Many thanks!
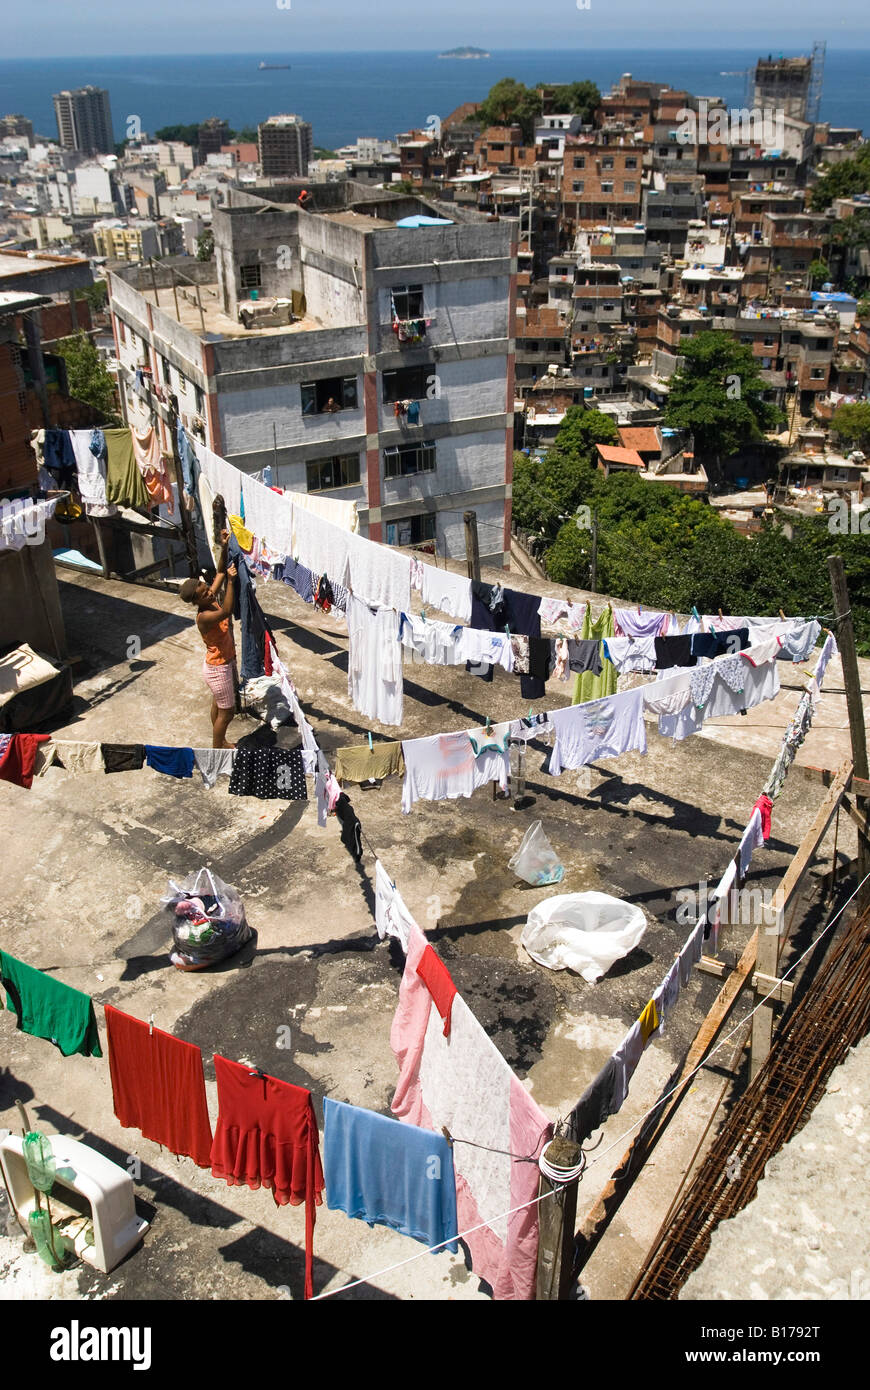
[179,530,239,749]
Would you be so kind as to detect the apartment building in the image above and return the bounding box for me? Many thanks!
[107,183,517,565]
[258,115,312,179]
[53,87,114,156]
[561,131,644,232]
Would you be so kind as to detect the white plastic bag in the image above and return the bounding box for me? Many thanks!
[508,820,564,886]
[521,891,647,983]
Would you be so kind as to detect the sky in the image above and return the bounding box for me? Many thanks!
[2,0,868,58]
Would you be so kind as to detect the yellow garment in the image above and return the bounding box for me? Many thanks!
[572,604,617,704]
[228,514,253,552]
[638,997,660,1045]
[334,742,406,785]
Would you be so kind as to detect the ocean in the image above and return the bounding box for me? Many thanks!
[0,49,868,151]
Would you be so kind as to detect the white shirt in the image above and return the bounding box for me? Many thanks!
[398,613,465,665]
[603,635,658,674]
[374,860,417,952]
[657,650,780,740]
[548,687,647,776]
[346,595,404,728]
[419,564,473,623]
[401,725,511,813]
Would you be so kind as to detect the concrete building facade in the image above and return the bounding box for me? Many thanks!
[52,87,114,156]
[107,185,517,565]
[258,116,313,180]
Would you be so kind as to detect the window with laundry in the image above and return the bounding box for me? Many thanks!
[391,284,424,319]
[306,453,361,492]
[382,364,434,403]
[384,442,436,479]
[301,375,359,414]
[385,512,437,546]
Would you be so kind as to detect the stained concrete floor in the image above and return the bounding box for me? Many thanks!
[0,559,859,1301]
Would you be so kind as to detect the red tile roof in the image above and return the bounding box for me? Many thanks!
[618,426,661,453]
[597,444,645,468]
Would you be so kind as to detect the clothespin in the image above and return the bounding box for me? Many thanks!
[718,608,724,621]
[367,732,373,751]
[421,608,427,622]
[505,623,511,637]
[148,1014,154,1037]
[485,715,491,734]
[692,606,701,621]
[778,608,786,621]
[529,707,533,720]
[441,1126,454,1149]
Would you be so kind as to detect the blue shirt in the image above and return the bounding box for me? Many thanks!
[144,746,195,779]
[323,1097,458,1251]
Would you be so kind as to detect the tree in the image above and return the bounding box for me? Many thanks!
[312,146,337,159]
[831,402,870,451]
[664,331,784,474]
[155,123,201,147]
[231,126,259,144]
[809,259,830,289]
[195,229,214,262]
[858,293,870,321]
[548,81,600,124]
[477,77,600,143]
[54,333,121,424]
[512,407,616,543]
[808,145,870,212]
[75,281,108,311]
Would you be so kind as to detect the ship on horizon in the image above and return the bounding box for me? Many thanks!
[259,61,291,70]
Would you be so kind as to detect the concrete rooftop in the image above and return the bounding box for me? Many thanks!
[0,558,861,1302]
[139,284,328,340]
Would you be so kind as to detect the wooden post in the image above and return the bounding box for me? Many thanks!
[590,511,598,592]
[828,555,870,908]
[464,510,480,582]
[536,1139,582,1300]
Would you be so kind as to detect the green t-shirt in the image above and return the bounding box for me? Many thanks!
[1,951,102,1058]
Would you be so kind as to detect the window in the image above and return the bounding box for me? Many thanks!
[386,513,436,546]
[572,180,584,193]
[764,336,775,347]
[625,157,638,170]
[573,155,585,169]
[177,371,188,395]
[623,181,636,194]
[159,355,171,384]
[118,320,126,345]
[810,368,825,379]
[384,442,436,478]
[602,157,614,170]
[306,453,360,491]
[194,383,205,416]
[392,283,424,319]
[301,375,359,414]
[601,181,614,194]
[240,263,262,291]
[382,364,434,403]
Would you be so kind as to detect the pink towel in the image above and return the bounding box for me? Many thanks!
[391,921,551,1299]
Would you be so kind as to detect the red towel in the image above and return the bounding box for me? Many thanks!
[210,1055,324,1299]
[415,945,458,1037]
[752,793,773,841]
[104,1005,213,1166]
[264,631,273,677]
[0,733,51,790]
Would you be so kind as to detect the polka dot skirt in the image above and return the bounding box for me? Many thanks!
[228,748,308,801]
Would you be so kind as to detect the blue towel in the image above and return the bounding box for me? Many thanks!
[144,746,195,779]
[323,1098,458,1251]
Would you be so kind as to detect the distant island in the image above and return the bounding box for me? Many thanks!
[437,47,491,60]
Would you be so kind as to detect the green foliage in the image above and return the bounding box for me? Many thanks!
[477,77,599,142]
[831,402,870,449]
[75,281,108,311]
[512,407,617,541]
[664,331,784,460]
[232,126,260,144]
[312,146,338,159]
[195,229,214,262]
[809,146,870,212]
[55,333,121,424]
[809,259,830,288]
[155,124,201,147]
[858,294,870,320]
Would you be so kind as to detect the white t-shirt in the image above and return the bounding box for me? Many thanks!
[603,635,658,674]
[398,613,465,665]
[548,686,647,775]
[401,725,511,813]
[419,565,473,623]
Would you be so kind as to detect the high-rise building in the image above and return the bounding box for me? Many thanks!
[197,118,230,164]
[258,115,312,179]
[0,114,34,145]
[53,86,114,155]
[752,56,813,122]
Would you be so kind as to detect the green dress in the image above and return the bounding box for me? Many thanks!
[571,604,618,705]
[104,428,151,510]
[1,951,102,1058]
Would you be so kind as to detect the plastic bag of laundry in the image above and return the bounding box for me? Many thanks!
[522,892,647,983]
[163,868,251,970]
[508,820,564,886]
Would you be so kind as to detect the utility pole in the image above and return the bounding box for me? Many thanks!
[828,554,870,907]
[464,510,481,582]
